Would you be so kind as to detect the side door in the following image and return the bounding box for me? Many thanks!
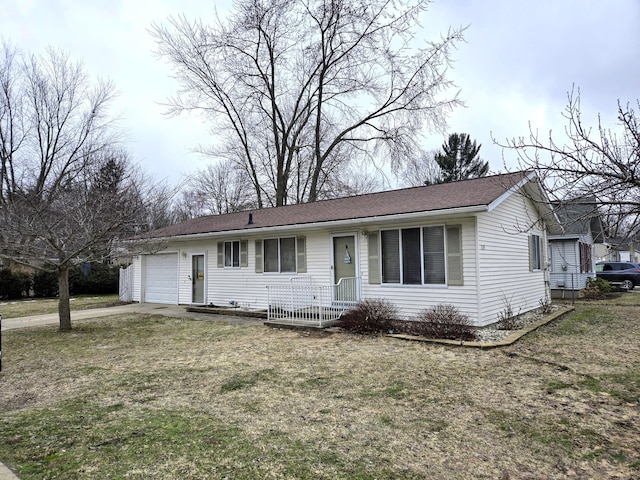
[191,254,205,304]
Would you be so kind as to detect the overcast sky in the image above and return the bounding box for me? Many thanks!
[3,0,639,187]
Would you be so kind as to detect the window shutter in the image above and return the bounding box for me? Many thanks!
[296,236,307,273]
[446,226,463,286]
[217,242,224,268]
[240,240,248,267]
[255,240,263,273]
[368,232,380,284]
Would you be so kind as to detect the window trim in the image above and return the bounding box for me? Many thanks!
[224,240,240,268]
[529,234,542,271]
[217,240,248,268]
[380,224,456,286]
[263,236,297,273]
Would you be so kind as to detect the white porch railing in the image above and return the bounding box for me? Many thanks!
[267,276,361,327]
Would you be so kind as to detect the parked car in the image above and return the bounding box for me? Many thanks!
[595,261,640,290]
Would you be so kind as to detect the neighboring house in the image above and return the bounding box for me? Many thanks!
[600,236,640,263]
[128,171,559,327]
[547,199,606,297]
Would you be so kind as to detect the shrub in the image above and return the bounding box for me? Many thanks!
[407,304,476,341]
[582,276,612,299]
[337,299,398,334]
[72,263,119,295]
[33,270,59,298]
[496,294,521,330]
[538,295,553,314]
[0,268,32,299]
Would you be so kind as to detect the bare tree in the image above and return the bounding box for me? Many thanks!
[315,163,386,199]
[174,160,256,221]
[151,0,464,207]
[397,149,441,187]
[0,44,144,331]
[497,88,640,238]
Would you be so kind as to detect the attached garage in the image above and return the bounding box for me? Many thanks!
[143,253,178,304]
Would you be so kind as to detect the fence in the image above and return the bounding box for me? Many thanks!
[119,264,134,302]
[267,276,361,327]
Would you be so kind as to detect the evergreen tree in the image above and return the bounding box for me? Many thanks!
[430,133,488,184]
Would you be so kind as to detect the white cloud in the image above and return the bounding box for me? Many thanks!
[2,0,638,185]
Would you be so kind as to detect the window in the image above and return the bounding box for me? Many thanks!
[217,240,248,268]
[579,242,592,273]
[423,226,445,284]
[380,225,461,285]
[224,241,240,267]
[264,237,296,273]
[529,234,542,271]
[381,230,400,283]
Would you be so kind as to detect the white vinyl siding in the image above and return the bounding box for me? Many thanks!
[206,232,326,309]
[132,255,142,302]
[475,193,548,326]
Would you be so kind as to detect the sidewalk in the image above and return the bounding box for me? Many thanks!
[0,463,18,480]
[0,302,263,479]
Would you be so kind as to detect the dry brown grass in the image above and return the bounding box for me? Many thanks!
[0,298,639,479]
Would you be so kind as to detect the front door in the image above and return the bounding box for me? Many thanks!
[192,254,205,304]
[332,235,357,302]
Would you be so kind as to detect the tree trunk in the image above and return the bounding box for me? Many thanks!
[58,264,72,331]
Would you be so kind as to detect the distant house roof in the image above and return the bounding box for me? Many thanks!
[606,236,640,251]
[552,198,606,242]
[136,171,545,240]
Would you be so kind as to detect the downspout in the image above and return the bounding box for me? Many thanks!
[542,221,551,300]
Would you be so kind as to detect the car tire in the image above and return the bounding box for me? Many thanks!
[621,279,635,290]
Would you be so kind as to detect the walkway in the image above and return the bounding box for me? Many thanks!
[1,302,264,331]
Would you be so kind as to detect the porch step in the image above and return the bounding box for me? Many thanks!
[264,319,339,331]
[186,306,268,319]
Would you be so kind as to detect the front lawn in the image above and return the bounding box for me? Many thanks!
[0,298,638,479]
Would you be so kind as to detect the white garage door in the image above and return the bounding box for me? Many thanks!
[144,253,178,304]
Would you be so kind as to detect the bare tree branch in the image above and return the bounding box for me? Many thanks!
[496,87,640,241]
[151,0,464,206]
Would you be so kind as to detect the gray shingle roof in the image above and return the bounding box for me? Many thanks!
[136,171,533,239]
